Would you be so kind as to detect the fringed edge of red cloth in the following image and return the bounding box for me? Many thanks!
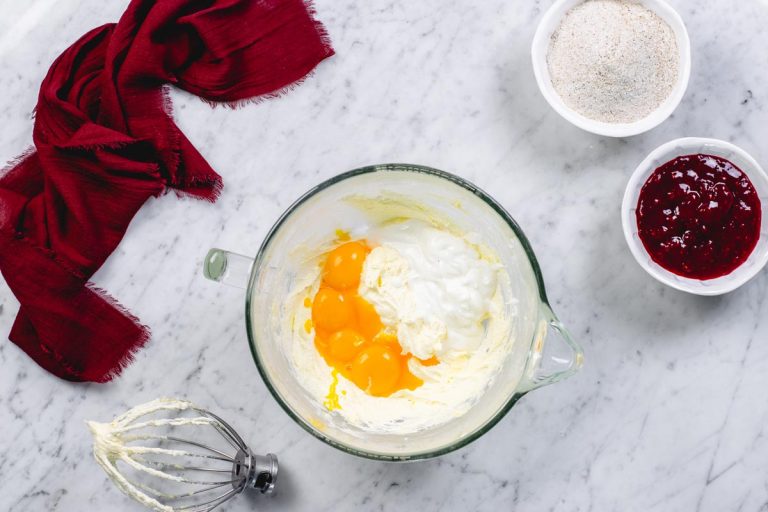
[0,0,334,382]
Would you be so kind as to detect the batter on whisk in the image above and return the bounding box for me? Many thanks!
[88,398,277,512]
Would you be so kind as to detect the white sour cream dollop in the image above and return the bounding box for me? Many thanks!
[359,220,497,359]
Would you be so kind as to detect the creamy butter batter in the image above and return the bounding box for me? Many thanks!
[289,217,516,434]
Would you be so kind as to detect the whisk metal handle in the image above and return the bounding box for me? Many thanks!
[233,450,278,494]
[251,453,278,493]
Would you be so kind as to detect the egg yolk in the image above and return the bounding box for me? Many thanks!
[328,329,366,361]
[310,241,437,399]
[350,345,401,396]
[352,295,383,340]
[322,241,367,290]
[312,288,353,332]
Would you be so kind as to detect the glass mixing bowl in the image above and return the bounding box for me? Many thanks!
[204,164,583,460]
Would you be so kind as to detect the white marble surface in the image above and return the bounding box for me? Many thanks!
[1,0,768,510]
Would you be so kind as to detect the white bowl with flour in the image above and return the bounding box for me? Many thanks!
[531,0,691,138]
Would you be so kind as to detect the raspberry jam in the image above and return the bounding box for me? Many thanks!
[636,154,762,280]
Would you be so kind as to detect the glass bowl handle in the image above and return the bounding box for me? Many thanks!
[203,248,254,289]
[518,303,584,393]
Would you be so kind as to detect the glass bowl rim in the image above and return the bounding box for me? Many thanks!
[245,163,550,461]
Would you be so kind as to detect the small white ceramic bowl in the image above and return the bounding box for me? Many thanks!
[531,0,691,138]
[622,138,768,296]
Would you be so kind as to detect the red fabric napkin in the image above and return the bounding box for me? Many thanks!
[0,0,333,382]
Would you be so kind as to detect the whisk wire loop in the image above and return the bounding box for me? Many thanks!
[89,398,278,512]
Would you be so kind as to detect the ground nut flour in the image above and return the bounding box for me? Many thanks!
[547,0,679,124]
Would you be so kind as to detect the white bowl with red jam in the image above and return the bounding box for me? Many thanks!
[622,138,768,295]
